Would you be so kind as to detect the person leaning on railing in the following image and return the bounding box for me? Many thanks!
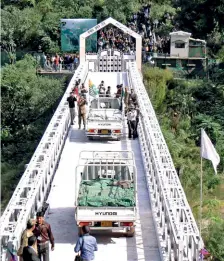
[17,219,37,261]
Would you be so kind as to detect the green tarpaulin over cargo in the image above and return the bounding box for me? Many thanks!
[78,178,135,207]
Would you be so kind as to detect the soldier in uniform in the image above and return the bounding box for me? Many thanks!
[78,95,87,130]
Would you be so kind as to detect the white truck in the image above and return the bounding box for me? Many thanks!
[75,150,137,237]
[86,97,124,140]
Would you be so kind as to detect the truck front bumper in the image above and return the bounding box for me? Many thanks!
[88,226,134,233]
[86,133,122,139]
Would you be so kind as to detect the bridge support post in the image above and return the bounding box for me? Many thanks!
[80,37,86,64]
[136,37,142,71]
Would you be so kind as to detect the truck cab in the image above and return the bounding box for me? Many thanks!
[75,151,137,237]
[86,97,124,140]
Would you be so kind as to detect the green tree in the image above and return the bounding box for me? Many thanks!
[1,55,64,210]
[143,66,173,109]
[1,55,63,147]
[100,0,140,23]
[217,46,224,62]
[143,67,224,259]
[206,221,224,260]
[1,6,43,53]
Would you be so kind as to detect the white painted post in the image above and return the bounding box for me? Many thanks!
[136,37,142,71]
[80,36,86,64]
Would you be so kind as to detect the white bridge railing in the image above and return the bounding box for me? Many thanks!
[128,62,202,261]
[1,60,202,261]
[0,64,88,260]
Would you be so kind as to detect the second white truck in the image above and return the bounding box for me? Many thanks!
[86,97,124,140]
[75,150,137,237]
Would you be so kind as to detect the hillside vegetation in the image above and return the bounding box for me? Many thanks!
[1,55,64,209]
[1,0,223,57]
[1,0,224,259]
[143,66,224,260]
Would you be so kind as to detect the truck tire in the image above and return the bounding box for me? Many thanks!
[117,137,121,141]
[126,227,135,237]
[88,137,93,140]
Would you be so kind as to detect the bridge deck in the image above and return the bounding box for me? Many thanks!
[46,122,161,261]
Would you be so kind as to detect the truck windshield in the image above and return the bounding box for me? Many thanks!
[82,162,133,181]
[87,110,122,121]
[90,98,120,109]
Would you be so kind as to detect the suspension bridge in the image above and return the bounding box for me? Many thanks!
[1,18,202,261]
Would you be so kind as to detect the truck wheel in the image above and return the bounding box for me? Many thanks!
[117,137,121,141]
[88,137,93,140]
[126,227,135,237]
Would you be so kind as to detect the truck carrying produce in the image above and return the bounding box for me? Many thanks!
[75,150,137,236]
[78,178,135,207]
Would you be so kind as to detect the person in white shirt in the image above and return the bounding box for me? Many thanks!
[127,104,137,139]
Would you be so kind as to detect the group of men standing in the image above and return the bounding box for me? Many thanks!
[125,88,141,139]
[67,81,141,138]
[17,212,98,261]
[67,79,87,129]
[17,211,54,261]
[98,81,123,98]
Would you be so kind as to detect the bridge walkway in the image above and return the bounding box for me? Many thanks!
[46,121,161,261]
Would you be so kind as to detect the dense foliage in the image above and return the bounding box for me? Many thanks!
[1,55,64,209]
[1,0,224,259]
[1,0,224,58]
[143,66,224,259]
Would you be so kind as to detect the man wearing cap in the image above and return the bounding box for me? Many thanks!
[33,211,54,261]
[78,95,87,130]
[74,226,98,261]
